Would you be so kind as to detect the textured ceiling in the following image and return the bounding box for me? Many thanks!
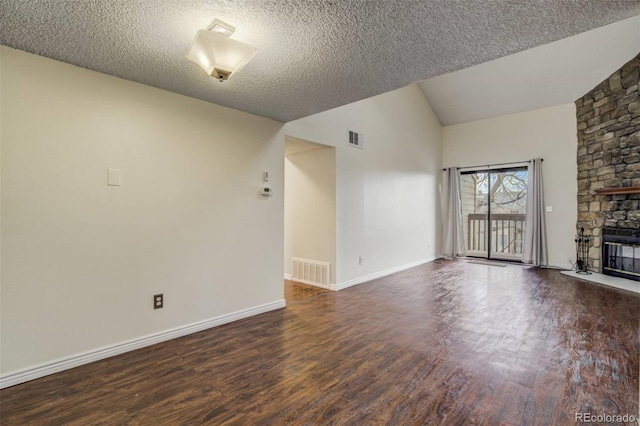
[1,1,639,123]
[419,15,640,126]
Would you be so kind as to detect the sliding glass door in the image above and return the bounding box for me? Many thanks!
[460,168,528,261]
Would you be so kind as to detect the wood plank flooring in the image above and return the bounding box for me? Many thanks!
[1,260,639,425]
[284,279,329,303]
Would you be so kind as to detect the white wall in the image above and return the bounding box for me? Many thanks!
[284,146,336,284]
[285,84,442,287]
[0,47,3,345]
[442,104,578,268]
[0,47,285,376]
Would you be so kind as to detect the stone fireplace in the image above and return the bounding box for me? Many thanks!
[575,53,640,272]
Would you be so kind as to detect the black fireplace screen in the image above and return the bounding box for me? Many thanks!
[602,228,640,281]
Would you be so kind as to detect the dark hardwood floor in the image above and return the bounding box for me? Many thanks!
[1,260,639,425]
[284,279,329,303]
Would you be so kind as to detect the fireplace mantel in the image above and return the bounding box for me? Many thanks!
[594,186,640,195]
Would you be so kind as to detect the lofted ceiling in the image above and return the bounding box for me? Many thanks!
[418,15,640,126]
[1,1,639,123]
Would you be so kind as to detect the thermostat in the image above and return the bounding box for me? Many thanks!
[261,186,273,196]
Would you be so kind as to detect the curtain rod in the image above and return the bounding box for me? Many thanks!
[442,158,543,172]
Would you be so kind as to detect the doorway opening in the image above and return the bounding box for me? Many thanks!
[284,136,336,292]
[460,167,528,262]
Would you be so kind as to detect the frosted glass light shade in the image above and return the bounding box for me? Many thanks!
[187,29,257,81]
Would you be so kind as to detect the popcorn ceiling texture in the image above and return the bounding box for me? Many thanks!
[1,0,639,122]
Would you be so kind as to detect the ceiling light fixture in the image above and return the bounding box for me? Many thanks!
[187,19,257,82]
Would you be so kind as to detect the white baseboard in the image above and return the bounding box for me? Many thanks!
[0,299,286,389]
[283,273,292,280]
[542,264,568,270]
[335,257,437,291]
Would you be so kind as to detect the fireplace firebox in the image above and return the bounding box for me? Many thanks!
[602,228,640,282]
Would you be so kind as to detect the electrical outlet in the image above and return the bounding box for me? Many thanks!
[154,294,163,309]
[359,257,364,265]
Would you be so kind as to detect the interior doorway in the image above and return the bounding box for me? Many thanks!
[284,136,336,288]
[460,167,528,261]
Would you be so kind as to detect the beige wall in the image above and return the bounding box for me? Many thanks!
[443,104,578,268]
[1,47,285,376]
[284,145,336,284]
[0,44,579,384]
[285,84,442,287]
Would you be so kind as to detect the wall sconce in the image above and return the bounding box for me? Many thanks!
[187,19,257,82]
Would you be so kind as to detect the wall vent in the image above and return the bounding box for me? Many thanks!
[348,130,364,149]
[292,258,331,288]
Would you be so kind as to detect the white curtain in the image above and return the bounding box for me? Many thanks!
[442,167,466,258]
[523,158,548,266]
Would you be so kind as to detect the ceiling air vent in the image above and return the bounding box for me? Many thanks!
[348,130,364,149]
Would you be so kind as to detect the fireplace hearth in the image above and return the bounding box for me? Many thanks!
[602,227,640,282]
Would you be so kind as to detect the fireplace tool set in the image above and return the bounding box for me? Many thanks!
[574,227,591,274]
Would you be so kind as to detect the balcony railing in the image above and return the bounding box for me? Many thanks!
[467,213,526,259]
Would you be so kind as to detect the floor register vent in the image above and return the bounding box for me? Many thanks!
[292,258,331,288]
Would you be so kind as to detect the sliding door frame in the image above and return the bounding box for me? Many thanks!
[461,165,528,262]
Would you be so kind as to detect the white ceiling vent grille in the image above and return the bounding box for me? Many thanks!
[348,130,364,149]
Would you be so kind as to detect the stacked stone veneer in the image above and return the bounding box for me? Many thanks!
[575,53,640,271]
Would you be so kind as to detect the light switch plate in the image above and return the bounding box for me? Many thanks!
[545,206,553,212]
[107,168,121,186]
